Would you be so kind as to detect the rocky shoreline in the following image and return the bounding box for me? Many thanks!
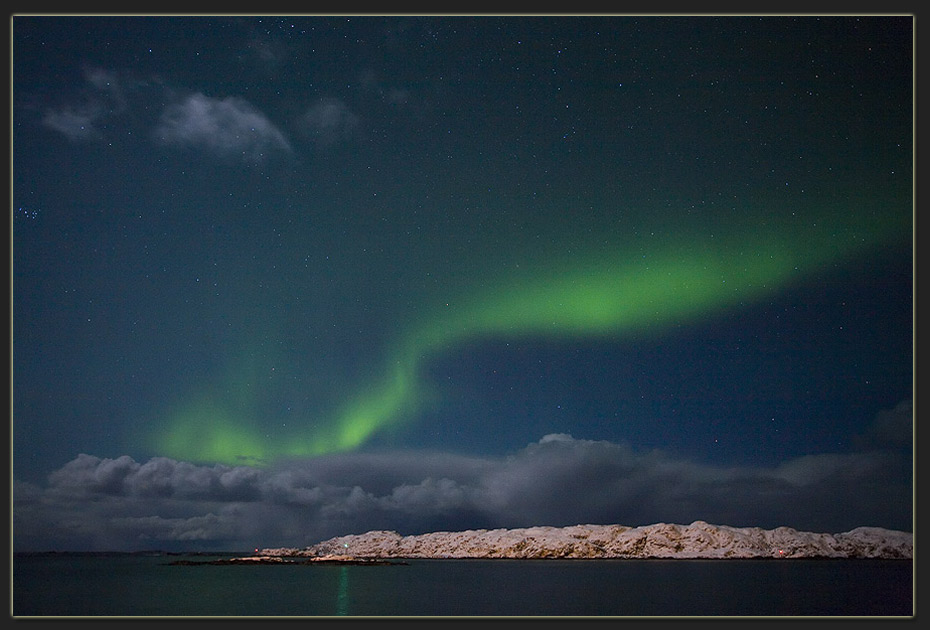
[255,521,913,561]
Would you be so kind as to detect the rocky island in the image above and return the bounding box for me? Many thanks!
[251,520,911,562]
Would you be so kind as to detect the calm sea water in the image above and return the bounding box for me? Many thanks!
[12,553,913,617]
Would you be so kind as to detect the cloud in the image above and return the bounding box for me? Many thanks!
[154,92,291,160]
[245,36,288,67]
[109,512,241,542]
[41,66,126,140]
[13,401,912,552]
[42,108,101,140]
[47,453,138,496]
[83,67,126,109]
[34,66,383,157]
[861,399,913,448]
[358,68,412,107]
[35,65,290,162]
[298,97,359,145]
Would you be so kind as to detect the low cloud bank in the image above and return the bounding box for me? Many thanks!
[14,403,912,552]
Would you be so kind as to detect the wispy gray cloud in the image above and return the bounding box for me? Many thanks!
[41,66,126,141]
[154,92,291,161]
[298,96,359,145]
[42,108,101,140]
[34,61,405,158]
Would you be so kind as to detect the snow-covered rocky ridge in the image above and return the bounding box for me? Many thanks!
[260,521,912,560]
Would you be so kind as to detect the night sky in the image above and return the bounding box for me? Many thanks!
[13,15,913,552]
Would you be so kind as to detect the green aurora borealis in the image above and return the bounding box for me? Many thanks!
[152,196,910,465]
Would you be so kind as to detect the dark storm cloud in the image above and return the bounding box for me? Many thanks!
[45,454,263,501]
[13,401,911,552]
[154,92,292,160]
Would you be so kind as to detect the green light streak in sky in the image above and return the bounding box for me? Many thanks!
[299,357,422,456]
[156,396,267,465]
[153,199,910,465]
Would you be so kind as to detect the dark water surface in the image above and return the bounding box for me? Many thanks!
[12,553,913,617]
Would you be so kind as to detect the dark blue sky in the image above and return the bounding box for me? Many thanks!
[13,15,912,551]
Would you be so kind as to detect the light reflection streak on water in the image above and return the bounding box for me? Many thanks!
[336,566,349,616]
